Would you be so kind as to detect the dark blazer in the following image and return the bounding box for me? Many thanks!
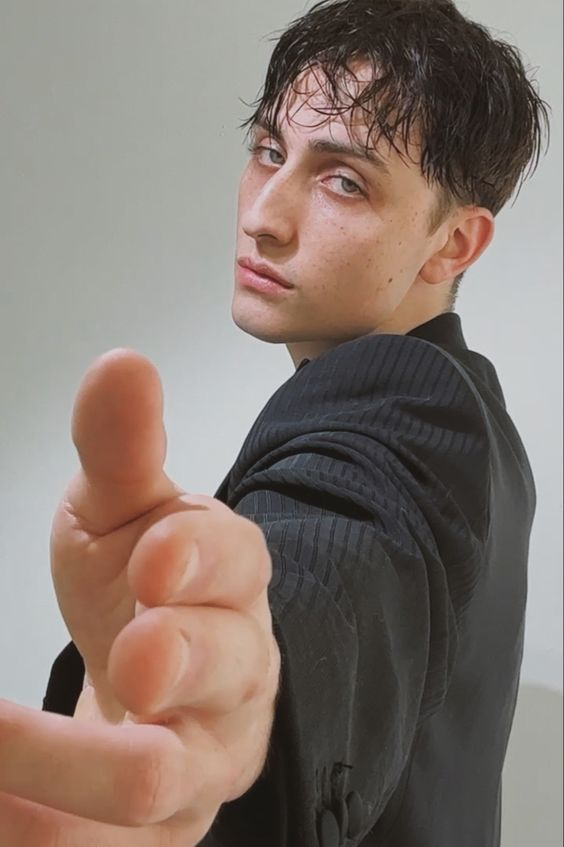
[43,313,536,847]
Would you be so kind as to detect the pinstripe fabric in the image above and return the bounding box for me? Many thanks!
[43,313,536,847]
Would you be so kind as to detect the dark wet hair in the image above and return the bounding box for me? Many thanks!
[239,0,551,310]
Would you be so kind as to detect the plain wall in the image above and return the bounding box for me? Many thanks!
[0,1,562,843]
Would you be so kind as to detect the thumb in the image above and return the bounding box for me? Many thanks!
[63,348,183,536]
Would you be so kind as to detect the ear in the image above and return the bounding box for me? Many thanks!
[419,206,495,285]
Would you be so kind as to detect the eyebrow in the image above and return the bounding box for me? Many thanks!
[252,120,391,178]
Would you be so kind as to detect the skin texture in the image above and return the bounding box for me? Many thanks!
[0,350,282,846]
[233,62,495,367]
[0,59,497,847]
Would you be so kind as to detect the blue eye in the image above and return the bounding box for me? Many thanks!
[247,142,366,198]
[331,176,364,196]
[247,142,283,165]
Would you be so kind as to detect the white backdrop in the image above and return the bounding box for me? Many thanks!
[0,1,562,844]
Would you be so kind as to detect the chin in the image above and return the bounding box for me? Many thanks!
[230,305,290,345]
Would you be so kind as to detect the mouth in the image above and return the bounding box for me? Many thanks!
[236,259,293,289]
[236,264,293,295]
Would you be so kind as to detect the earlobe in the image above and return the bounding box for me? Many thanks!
[420,209,495,284]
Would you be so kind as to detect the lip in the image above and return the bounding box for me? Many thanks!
[236,265,293,296]
[237,258,293,289]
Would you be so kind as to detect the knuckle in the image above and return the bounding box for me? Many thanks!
[240,669,261,705]
[244,675,265,704]
[115,749,167,826]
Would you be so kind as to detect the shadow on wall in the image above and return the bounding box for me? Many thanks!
[502,684,563,847]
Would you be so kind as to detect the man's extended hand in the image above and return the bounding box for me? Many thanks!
[0,349,281,846]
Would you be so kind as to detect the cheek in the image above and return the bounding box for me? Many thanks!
[346,229,393,279]
[310,206,380,260]
[360,217,422,277]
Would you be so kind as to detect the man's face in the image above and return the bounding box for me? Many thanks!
[233,64,454,366]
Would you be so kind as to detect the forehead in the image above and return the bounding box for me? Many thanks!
[266,61,423,171]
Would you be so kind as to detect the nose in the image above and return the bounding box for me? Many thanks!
[241,171,297,246]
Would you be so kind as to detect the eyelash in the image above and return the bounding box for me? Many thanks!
[246,141,366,198]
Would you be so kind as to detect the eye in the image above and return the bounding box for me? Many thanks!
[328,175,365,197]
[247,141,367,198]
[247,142,283,165]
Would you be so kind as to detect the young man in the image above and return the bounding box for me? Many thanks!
[1,1,549,846]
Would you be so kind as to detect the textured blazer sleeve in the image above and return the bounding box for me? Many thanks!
[207,332,491,846]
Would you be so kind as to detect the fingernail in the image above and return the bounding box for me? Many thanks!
[177,543,199,592]
[171,636,191,691]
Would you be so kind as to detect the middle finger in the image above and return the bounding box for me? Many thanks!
[107,604,272,717]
